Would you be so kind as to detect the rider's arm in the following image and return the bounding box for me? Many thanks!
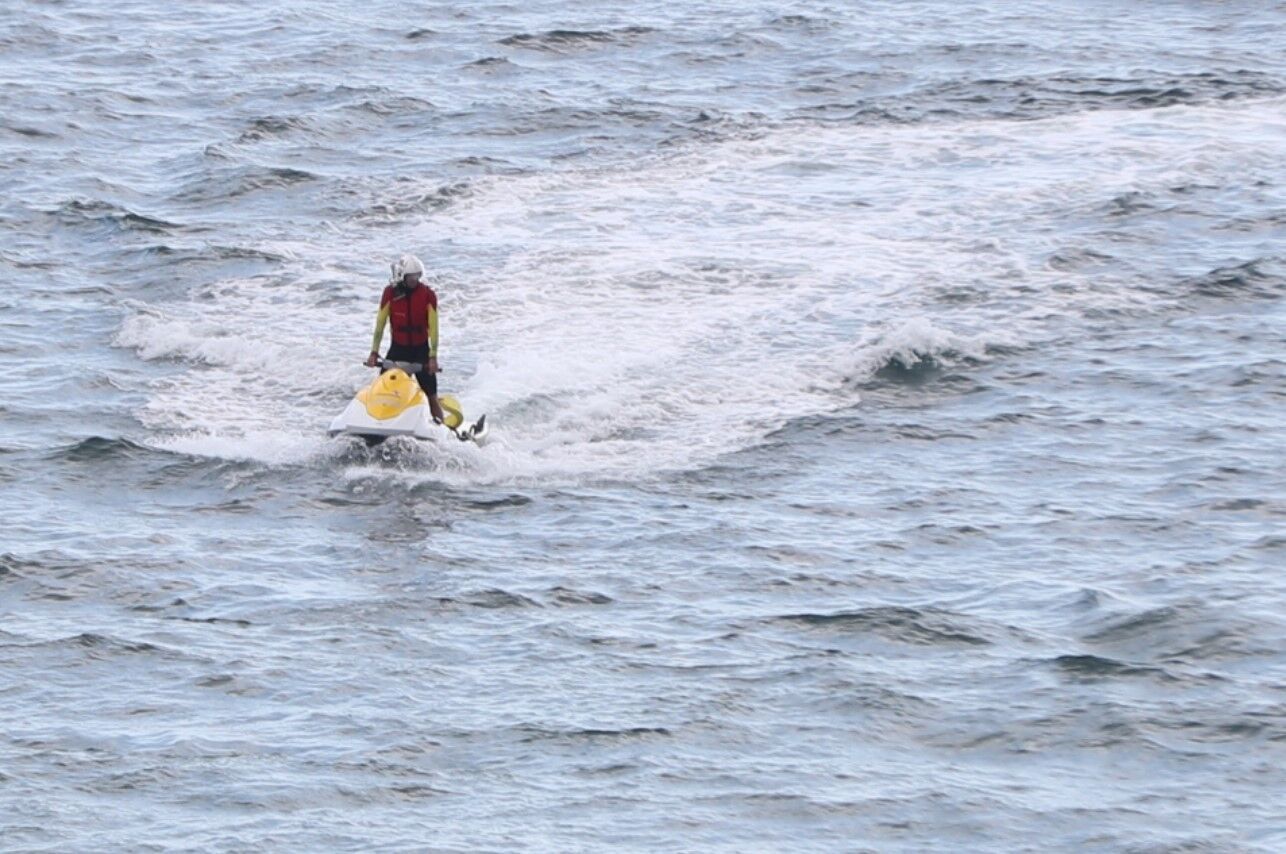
[370,303,390,354]
[428,303,439,359]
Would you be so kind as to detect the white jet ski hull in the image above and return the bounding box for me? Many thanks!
[327,398,437,441]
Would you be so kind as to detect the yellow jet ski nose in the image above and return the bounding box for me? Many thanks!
[357,369,425,421]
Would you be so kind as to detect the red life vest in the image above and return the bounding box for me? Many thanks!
[382,283,436,347]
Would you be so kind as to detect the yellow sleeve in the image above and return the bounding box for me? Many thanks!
[371,304,389,353]
[428,304,439,358]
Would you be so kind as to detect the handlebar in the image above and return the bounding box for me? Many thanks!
[375,359,423,373]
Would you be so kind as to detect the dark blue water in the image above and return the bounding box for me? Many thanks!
[2,1,1284,850]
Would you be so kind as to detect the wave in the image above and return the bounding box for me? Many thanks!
[840,317,1006,385]
[51,435,152,464]
[172,165,318,203]
[1185,258,1284,300]
[1075,601,1281,665]
[48,199,182,235]
[497,27,655,53]
[2,121,58,139]
[461,588,541,609]
[344,95,435,117]
[356,180,472,222]
[772,606,992,647]
[1048,653,1179,682]
[463,56,515,72]
[234,114,316,143]
[764,14,831,31]
[44,436,238,486]
[0,630,195,663]
[513,724,670,743]
[968,69,1281,112]
[795,69,1285,125]
[547,587,613,606]
[116,312,284,369]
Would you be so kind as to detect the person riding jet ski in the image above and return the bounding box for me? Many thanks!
[365,254,445,424]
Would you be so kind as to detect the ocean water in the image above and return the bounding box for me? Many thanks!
[2,1,1284,850]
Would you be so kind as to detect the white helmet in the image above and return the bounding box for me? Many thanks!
[390,254,425,284]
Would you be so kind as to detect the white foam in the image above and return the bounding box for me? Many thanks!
[115,96,1286,484]
[156,428,324,467]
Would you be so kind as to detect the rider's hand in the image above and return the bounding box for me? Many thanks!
[364,352,379,368]
[427,357,440,374]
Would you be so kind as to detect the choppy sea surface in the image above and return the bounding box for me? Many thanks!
[2,1,1285,850]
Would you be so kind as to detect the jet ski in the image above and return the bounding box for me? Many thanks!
[328,360,488,446]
